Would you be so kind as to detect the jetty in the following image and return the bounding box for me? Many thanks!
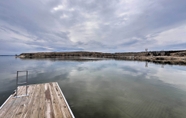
[0,82,75,118]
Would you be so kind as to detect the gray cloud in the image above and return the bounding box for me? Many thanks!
[0,0,186,54]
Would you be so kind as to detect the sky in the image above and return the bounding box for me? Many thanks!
[0,0,186,55]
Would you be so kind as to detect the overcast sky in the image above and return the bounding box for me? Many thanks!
[0,0,186,54]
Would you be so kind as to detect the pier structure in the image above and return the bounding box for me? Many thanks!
[0,82,75,118]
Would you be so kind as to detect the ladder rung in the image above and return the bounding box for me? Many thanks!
[17,82,27,85]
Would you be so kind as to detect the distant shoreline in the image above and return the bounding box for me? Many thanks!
[0,55,15,56]
[17,50,186,65]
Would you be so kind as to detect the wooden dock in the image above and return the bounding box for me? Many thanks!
[0,82,75,118]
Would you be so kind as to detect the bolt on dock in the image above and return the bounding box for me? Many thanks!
[0,82,75,118]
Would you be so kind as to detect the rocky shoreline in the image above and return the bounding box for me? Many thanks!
[18,50,186,65]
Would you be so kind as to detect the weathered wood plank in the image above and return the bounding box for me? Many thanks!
[23,84,40,118]
[19,85,36,118]
[13,86,31,118]
[53,83,68,118]
[44,83,55,118]
[27,84,42,118]
[38,84,46,118]
[49,83,64,118]
[0,94,15,116]
[3,86,25,118]
[53,83,72,118]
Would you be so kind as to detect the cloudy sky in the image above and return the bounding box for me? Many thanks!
[0,0,186,54]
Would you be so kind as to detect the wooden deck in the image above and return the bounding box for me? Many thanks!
[0,82,75,118]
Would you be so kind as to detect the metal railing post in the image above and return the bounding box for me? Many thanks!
[16,71,18,96]
[26,71,28,95]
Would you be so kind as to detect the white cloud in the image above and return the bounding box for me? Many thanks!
[60,14,68,19]
[0,21,35,43]
[153,25,186,45]
[53,5,64,11]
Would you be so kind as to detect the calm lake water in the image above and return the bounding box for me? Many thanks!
[0,56,186,118]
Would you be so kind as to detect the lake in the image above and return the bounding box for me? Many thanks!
[0,56,186,118]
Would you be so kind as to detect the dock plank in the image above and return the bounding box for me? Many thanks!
[14,85,35,118]
[53,83,69,118]
[49,83,64,118]
[0,94,15,117]
[3,86,25,118]
[0,82,74,118]
[38,84,46,118]
[44,83,55,118]
[26,84,42,118]
[53,83,72,118]
[19,85,37,118]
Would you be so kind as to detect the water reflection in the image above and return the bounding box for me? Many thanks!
[161,64,164,68]
[145,61,165,68]
[0,57,186,118]
[145,61,148,67]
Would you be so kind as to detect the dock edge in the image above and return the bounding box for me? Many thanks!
[56,83,75,118]
[0,95,13,109]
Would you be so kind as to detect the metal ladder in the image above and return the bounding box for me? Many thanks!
[15,71,29,97]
